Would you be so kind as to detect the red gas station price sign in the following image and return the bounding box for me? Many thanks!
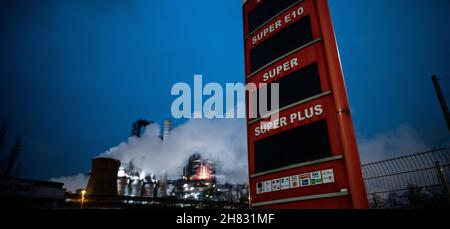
[243,0,369,209]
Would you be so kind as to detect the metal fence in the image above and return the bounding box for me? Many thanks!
[362,147,450,209]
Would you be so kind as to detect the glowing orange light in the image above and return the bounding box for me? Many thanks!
[197,164,210,180]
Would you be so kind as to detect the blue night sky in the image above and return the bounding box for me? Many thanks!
[1,0,449,180]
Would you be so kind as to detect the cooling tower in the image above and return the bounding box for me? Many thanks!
[86,157,121,196]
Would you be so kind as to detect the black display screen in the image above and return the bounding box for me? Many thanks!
[247,0,300,33]
[250,16,313,73]
[251,63,322,119]
[254,120,332,173]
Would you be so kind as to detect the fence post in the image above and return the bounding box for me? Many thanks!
[434,161,450,207]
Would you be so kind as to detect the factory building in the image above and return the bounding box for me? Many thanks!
[180,153,217,200]
[115,119,172,198]
[183,153,216,182]
[0,177,65,208]
[82,119,246,205]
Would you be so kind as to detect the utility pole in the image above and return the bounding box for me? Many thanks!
[432,75,450,131]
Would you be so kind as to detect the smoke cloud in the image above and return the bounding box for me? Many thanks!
[50,173,89,193]
[100,118,248,184]
[51,123,431,190]
[358,125,429,163]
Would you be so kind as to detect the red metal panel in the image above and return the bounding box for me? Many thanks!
[243,0,368,209]
[314,0,369,209]
[251,160,349,203]
[247,96,342,174]
[244,0,322,76]
[258,196,353,209]
[243,0,267,36]
[245,42,331,119]
[246,0,317,50]
[247,42,328,87]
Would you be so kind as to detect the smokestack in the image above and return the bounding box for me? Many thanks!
[86,158,121,196]
[163,119,172,141]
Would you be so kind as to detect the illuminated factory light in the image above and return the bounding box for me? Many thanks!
[117,168,127,177]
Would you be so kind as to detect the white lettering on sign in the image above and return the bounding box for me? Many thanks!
[251,6,304,46]
[252,20,282,45]
[283,6,305,24]
[254,104,323,137]
[262,58,299,82]
[289,104,323,123]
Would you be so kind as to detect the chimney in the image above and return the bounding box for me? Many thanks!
[163,119,172,141]
[86,157,121,196]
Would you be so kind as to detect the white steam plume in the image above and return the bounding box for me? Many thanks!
[50,173,89,193]
[52,124,431,190]
[100,119,248,183]
[358,125,429,163]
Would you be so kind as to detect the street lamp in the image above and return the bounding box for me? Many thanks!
[80,190,86,209]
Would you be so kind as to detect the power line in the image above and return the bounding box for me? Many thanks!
[436,74,450,81]
[432,75,450,131]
